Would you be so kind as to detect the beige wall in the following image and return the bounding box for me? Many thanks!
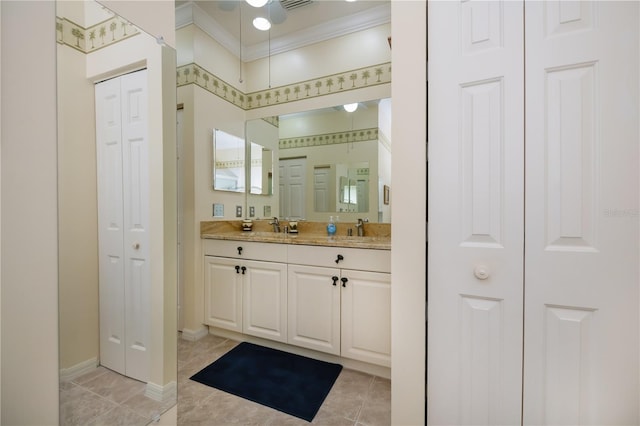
[1,2,59,424]
[177,83,246,335]
[57,34,100,371]
[100,0,176,49]
[245,24,391,92]
[391,1,427,424]
[0,1,176,423]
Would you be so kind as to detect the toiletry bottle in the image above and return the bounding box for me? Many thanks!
[327,216,336,236]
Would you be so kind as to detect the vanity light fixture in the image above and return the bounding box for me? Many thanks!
[253,16,272,31]
[343,103,358,112]
[246,0,269,7]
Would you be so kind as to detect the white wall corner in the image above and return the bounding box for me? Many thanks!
[145,380,177,403]
[59,358,99,382]
[181,326,208,341]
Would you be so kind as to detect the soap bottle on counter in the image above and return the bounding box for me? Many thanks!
[327,216,336,236]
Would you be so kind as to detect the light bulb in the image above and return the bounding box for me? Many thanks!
[253,17,271,31]
[343,103,358,112]
[246,0,269,7]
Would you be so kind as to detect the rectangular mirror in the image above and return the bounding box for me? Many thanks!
[246,98,391,223]
[249,142,274,195]
[337,162,369,213]
[213,128,245,192]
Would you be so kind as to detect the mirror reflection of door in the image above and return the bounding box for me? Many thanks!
[279,158,307,219]
[314,166,331,213]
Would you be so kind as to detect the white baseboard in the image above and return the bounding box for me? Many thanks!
[145,380,177,403]
[59,357,99,382]
[181,326,208,341]
[206,326,391,379]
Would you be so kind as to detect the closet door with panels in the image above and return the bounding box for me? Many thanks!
[95,69,150,383]
[428,2,525,424]
[524,2,639,424]
[429,1,639,424]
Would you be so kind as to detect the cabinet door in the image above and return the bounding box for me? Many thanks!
[341,270,391,367]
[243,260,288,343]
[204,256,242,332]
[288,264,340,355]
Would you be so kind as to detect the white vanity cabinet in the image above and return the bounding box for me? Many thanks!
[287,264,342,355]
[287,245,391,367]
[203,240,288,343]
[204,255,243,333]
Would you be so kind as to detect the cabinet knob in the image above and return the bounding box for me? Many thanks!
[473,265,490,280]
[335,254,344,264]
[332,276,339,286]
[241,266,247,275]
[235,265,240,274]
[132,242,140,250]
[341,277,348,287]
[237,246,243,255]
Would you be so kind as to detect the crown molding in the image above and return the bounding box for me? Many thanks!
[176,1,390,62]
[176,1,241,57]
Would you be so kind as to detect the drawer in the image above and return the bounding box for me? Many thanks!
[287,245,391,273]
[202,239,287,263]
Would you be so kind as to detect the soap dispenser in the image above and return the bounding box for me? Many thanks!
[327,216,336,236]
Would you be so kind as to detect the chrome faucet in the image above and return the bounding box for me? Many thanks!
[269,217,280,233]
[356,218,366,237]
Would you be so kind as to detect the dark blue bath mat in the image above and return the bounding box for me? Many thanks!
[190,342,343,422]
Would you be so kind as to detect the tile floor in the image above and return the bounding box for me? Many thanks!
[59,366,175,425]
[177,333,391,425]
[60,333,391,425]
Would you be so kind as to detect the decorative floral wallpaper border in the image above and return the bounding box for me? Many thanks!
[279,128,379,150]
[215,159,244,169]
[177,62,391,112]
[56,15,139,53]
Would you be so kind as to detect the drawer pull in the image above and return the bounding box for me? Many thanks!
[235,265,240,274]
[335,254,344,264]
[237,246,243,255]
[341,277,348,287]
[332,276,339,286]
[241,266,247,275]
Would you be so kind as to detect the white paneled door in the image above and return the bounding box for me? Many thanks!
[279,157,306,219]
[524,2,639,424]
[428,2,525,424]
[429,1,639,424]
[96,69,150,383]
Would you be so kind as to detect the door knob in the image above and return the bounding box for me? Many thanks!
[473,265,490,280]
[341,277,348,287]
[332,276,339,286]
[132,242,140,250]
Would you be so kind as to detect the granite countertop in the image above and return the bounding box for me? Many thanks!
[201,220,391,250]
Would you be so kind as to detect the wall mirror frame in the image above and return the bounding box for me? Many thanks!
[56,0,177,421]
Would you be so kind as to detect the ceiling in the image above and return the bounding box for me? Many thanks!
[176,0,390,61]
